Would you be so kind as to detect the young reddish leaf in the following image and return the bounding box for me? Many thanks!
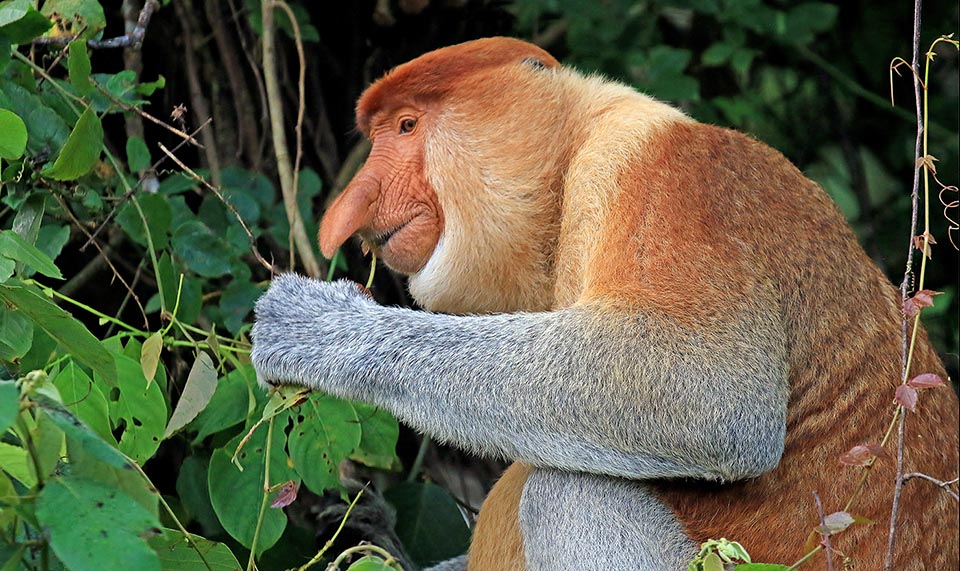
[270,481,298,508]
[816,511,855,535]
[908,373,945,389]
[839,444,886,466]
[913,232,937,258]
[895,384,918,411]
[916,154,938,175]
[904,289,942,317]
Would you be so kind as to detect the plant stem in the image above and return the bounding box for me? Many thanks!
[247,417,275,571]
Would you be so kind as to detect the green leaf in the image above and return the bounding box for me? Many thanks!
[701,42,735,66]
[735,565,791,571]
[0,0,51,43]
[703,551,724,571]
[0,78,69,154]
[51,361,112,442]
[103,352,167,463]
[0,229,63,279]
[208,418,298,554]
[346,556,395,571]
[0,283,116,386]
[164,352,217,438]
[40,0,106,39]
[175,455,224,536]
[0,381,18,435]
[288,394,361,494]
[37,475,161,571]
[126,135,151,172]
[172,220,232,278]
[33,392,127,469]
[67,39,91,95]
[384,481,470,567]
[43,107,103,181]
[0,109,26,160]
[0,259,13,283]
[219,279,261,336]
[783,3,838,45]
[147,529,242,571]
[0,441,34,487]
[0,307,33,360]
[136,75,165,96]
[117,193,172,250]
[350,402,400,470]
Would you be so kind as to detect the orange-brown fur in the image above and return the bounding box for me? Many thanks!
[319,38,959,570]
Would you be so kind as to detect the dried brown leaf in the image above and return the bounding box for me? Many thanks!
[908,373,946,389]
[895,384,918,411]
[904,289,942,316]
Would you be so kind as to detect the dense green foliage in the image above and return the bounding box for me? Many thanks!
[0,1,956,570]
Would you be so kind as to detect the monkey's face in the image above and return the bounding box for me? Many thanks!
[318,107,444,275]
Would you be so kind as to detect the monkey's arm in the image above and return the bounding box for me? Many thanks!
[251,275,788,482]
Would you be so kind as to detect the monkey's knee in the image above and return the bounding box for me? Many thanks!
[518,469,694,571]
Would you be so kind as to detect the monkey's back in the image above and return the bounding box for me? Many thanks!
[468,120,959,570]
[639,123,960,569]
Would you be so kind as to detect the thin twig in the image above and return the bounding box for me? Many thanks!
[903,473,960,501]
[33,0,159,49]
[885,1,925,568]
[813,492,835,571]
[92,80,204,148]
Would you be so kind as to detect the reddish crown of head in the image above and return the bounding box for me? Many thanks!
[355,37,559,134]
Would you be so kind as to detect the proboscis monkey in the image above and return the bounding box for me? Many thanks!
[251,38,960,570]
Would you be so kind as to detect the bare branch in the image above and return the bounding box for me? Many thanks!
[904,473,960,501]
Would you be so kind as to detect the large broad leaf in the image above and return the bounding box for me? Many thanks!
[175,455,224,537]
[287,394,361,494]
[384,482,470,568]
[40,0,105,39]
[0,0,51,43]
[0,307,33,361]
[116,193,171,250]
[67,39,92,95]
[101,353,167,464]
[0,283,116,386]
[164,352,217,438]
[43,107,103,181]
[36,475,161,571]
[148,529,242,571]
[0,381,18,435]
[350,402,400,470]
[33,389,124,470]
[0,229,63,279]
[208,416,298,554]
[51,361,112,442]
[171,220,232,278]
[0,109,27,160]
[346,556,396,571]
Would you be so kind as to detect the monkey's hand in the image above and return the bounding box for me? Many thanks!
[250,274,378,392]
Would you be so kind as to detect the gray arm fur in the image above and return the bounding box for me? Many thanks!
[251,275,789,482]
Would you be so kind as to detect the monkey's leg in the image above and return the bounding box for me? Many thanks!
[520,469,693,570]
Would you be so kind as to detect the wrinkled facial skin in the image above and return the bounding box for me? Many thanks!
[318,108,444,275]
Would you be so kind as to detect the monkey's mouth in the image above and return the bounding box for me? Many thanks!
[362,219,412,251]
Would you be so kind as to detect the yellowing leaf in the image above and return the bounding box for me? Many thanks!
[163,352,217,439]
[140,332,163,386]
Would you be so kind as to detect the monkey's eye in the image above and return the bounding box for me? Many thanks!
[399,118,417,134]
